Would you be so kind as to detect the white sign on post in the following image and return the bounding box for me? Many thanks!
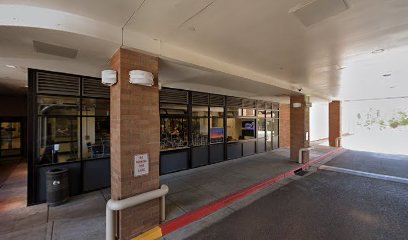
[134,153,149,177]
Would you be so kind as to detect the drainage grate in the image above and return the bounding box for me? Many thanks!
[294,168,309,176]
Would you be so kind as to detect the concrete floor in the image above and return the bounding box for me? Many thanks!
[0,146,335,239]
[0,161,26,212]
[187,151,408,240]
[161,146,333,221]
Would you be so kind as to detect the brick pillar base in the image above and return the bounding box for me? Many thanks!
[290,96,310,163]
[329,101,342,147]
[279,103,290,148]
[110,48,160,239]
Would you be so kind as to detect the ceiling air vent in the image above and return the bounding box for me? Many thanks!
[210,95,225,107]
[192,92,209,105]
[289,0,349,27]
[160,88,188,104]
[257,100,266,109]
[33,40,78,59]
[242,99,256,108]
[36,71,80,96]
[266,102,273,110]
[82,77,110,98]
[227,96,242,107]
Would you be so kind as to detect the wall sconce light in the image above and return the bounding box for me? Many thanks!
[293,103,302,108]
[101,70,117,86]
[129,70,154,86]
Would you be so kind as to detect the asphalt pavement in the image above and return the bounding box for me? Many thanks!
[189,150,408,240]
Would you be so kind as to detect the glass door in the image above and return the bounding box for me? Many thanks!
[0,121,22,159]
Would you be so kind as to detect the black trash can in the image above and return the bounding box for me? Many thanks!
[46,168,69,206]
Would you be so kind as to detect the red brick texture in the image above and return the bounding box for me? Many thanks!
[290,96,310,163]
[110,48,160,239]
[329,101,342,147]
[279,104,290,148]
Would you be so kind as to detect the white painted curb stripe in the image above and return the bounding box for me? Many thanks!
[319,165,408,184]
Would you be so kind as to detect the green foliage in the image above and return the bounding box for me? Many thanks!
[357,109,408,130]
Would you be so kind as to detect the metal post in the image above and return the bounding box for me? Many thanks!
[161,195,166,222]
[106,185,169,240]
[106,204,115,240]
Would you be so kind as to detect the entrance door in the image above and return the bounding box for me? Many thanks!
[0,121,22,160]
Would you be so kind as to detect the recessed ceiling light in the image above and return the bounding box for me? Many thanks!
[24,85,29,88]
[372,49,385,54]
[5,64,16,68]
[383,73,392,77]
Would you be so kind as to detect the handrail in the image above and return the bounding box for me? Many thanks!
[335,137,341,147]
[299,147,313,164]
[106,185,169,240]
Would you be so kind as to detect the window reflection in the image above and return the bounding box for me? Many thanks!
[227,118,256,142]
[257,118,266,138]
[210,118,224,143]
[192,106,208,146]
[38,96,80,116]
[82,99,109,116]
[82,117,110,160]
[38,116,80,164]
[160,118,188,150]
[210,107,224,143]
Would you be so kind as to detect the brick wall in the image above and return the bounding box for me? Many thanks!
[110,48,160,239]
[329,101,342,147]
[290,96,310,162]
[279,103,290,148]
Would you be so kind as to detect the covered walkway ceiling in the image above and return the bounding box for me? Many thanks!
[0,0,408,101]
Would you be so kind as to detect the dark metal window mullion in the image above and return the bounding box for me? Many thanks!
[79,77,84,193]
[187,91,193,169]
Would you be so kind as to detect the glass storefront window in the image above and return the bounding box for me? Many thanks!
[82,117,110,160]
[272,118,279,136]
[38,116,80,164]
[242,119,256,139]
[192,106,208,117]
[192,117,208,146]
[82,98,110,116]
[240,108,256,117]
[38,96,80,116]
[160,117,188,150]
[0,121,22,157]
[257,118,266,138]
[160,104,188,115]
[272,111,279,119]
[227,107,240,118]
[266,120,272,147]
[210,107,224,117]
[227,118,256,142]
[257,110,266,118]
[210,117,224,143]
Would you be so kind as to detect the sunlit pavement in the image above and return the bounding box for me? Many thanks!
[341,127,408,155]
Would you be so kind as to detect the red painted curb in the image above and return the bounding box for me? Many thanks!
[161,147,345,235]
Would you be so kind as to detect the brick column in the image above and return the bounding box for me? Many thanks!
[279,103,290,148]
[290,95,310,163]
[110,48,160,239]
[329,100,342,147]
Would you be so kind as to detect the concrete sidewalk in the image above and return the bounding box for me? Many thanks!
[0,146,335,240]
[162,146,335,221]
